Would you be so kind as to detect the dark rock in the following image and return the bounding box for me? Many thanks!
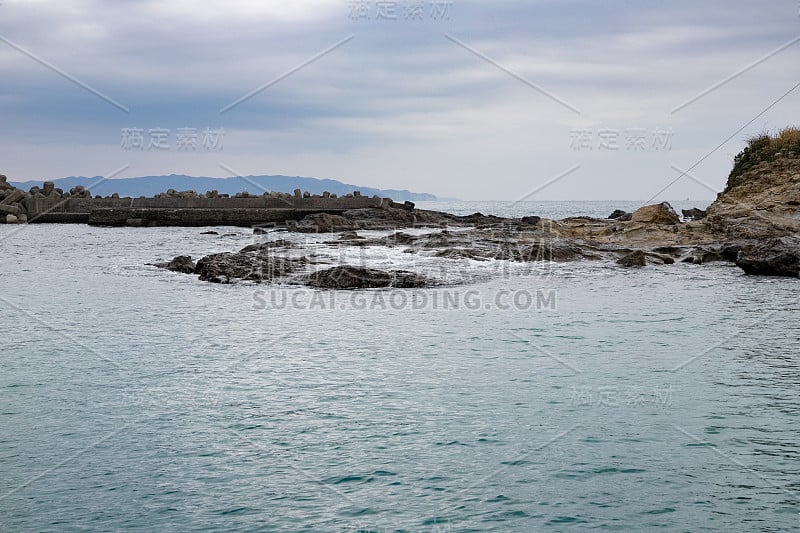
[651,246,685,257]
[301,266,430,289]
[402,201,415,211]
[200,231,219,235]
[492,240,602,262]
[154,255,196,274]
[735,237,800,277]
[338,231,364,240]
[434,248,489,261]
[194,251,301,283]
[607,209,629,219]
[682,243,743,264]
[294,213,355,233]
[521,216,541,225]
[381,232,417,245]
[720,243,742,262]
[650,254,675,265]
[617,250,647,267]
[682,208,707,220]
[239,240,294,253]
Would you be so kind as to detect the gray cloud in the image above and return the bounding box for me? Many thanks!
[0,0,798,200]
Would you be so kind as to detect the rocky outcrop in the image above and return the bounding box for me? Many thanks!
[193,251,303,283]
[680,243,742,265]
[607,209,631,220]
[735,237,800,277]
[630,202,680,225]
[706,154,800,239]
[239,239,294,253]
[300,266,430,289]
[617,250,647,267]
[616,250,675,267]
[682,208,706,220]
[154,255,196,274]
[520,216,541,225]
[292,213,355,233]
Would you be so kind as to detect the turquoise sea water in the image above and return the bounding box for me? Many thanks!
[1,201,799,531]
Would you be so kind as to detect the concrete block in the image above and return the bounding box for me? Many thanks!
[0,204,21,216]
[0,190,24,205]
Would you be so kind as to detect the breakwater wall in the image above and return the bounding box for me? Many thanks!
[21,195,390,227]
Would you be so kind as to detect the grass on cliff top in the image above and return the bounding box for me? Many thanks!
[726,127,800,192]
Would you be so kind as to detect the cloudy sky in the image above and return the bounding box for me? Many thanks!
[0,0,798,200]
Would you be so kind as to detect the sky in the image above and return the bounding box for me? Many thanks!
[0,0,798,201]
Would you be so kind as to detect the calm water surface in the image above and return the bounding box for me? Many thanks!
[1,201,798,531]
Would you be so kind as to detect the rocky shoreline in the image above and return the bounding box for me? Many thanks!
[5,146,800,285]
[151,152,800,285]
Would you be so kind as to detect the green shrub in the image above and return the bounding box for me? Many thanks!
[726,127,800,192]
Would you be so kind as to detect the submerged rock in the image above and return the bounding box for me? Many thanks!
[617,250,647,267]
[338,231,364,240]
[300,266,430,289]
[194,252,301,283]
[735,237,800,277]
[616,250,674,267]
[681,243,742,264]
[155,255,196,274]
[239,240,294,253]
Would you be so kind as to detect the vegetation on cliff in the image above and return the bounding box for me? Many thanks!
[726,127,800,192]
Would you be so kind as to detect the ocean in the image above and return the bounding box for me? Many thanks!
[1,200,798,532]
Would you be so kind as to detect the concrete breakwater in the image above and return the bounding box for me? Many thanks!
[33,196,390,227]
[2,176,397,226]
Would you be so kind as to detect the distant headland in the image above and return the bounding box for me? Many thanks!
[9,174,439,203]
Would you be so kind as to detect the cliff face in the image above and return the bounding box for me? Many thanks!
[706,154,800,239]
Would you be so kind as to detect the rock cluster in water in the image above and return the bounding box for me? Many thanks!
[5,144,800,281]
[151,151,800,284]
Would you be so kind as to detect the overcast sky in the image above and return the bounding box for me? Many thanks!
[0,0,798,200]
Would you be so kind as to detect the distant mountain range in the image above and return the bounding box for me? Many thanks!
[10,174,439,202]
